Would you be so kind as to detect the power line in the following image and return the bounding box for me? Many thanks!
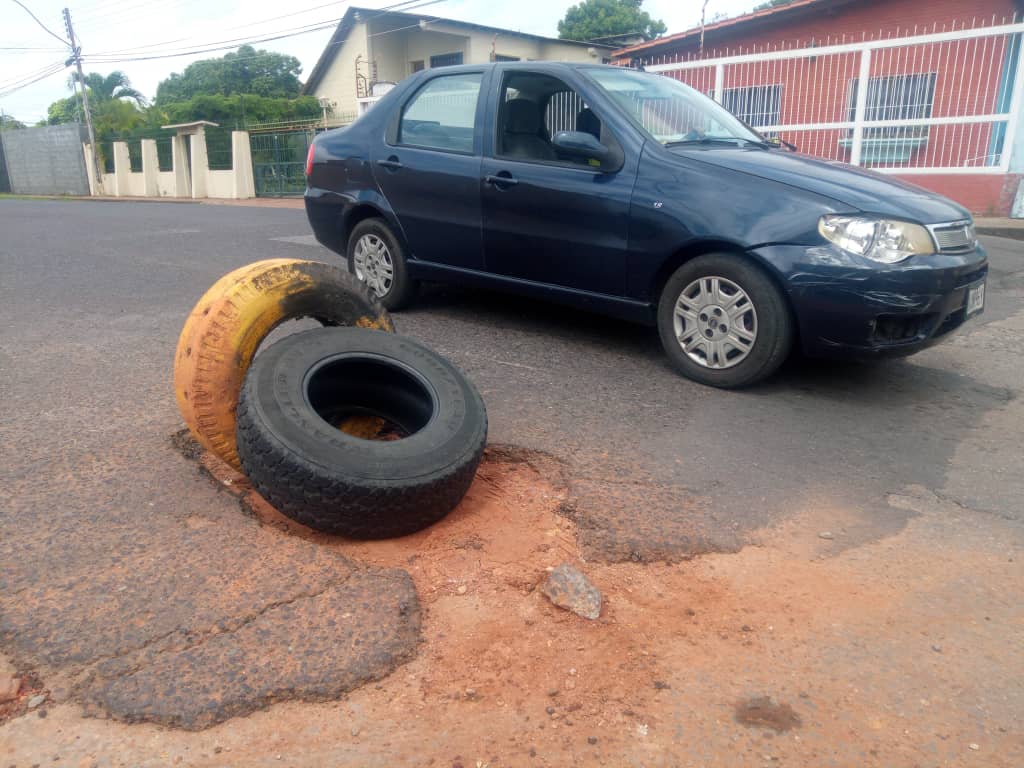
[0,59,67,90]
[75,0,205,33]
[83,0,446,62]
[87,0,352,54]
[8,0,71,46]
[0,63,67,98]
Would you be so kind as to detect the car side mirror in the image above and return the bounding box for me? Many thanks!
[552,131,610,166]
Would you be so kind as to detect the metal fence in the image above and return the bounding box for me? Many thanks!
[644,18,1024,174]
[103,130,176,174]
[205,127,234,171]
[250,129,317,197]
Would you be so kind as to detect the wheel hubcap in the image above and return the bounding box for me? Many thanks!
[672,276,758,370]
[353,234,394,297]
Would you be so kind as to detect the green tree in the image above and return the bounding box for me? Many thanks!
[74,71,147,106]
[45,71,147,127]
[46,95,81,125]
[159,93,321,127]
[0,114,26,130]
[155,45,303,104]
[558,0,666,41]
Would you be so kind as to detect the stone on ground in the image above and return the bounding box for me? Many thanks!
[541,564,602,620]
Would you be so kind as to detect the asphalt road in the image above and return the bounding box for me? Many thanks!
[3,199,1023,554]
[2,198,1023,735]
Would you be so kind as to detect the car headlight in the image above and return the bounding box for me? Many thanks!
[818,215,935,263]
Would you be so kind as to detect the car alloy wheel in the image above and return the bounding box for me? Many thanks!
[353,233,395,297]
[672,275,758,370]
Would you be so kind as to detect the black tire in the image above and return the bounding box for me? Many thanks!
[657,253,793,388]
[236,327,487,538]
[347,218,418,311]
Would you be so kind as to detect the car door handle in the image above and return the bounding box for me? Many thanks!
[484,173,518,188]
[377,157,403,170]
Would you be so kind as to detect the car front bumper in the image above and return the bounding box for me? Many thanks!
[752,242,988,359]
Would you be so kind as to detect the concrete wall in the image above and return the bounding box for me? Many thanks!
[206,170,235,198]
[0,124,90,196]
[86,130,255,200]
[157,171,176,196]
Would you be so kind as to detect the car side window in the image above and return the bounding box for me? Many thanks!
[496,73,615,168]
[398,73,482,153]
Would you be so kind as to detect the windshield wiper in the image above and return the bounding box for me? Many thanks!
[664,137,773,149]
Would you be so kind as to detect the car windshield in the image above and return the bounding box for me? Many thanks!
[586,67,763,146]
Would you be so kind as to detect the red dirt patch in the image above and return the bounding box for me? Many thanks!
[38,438,1007,766]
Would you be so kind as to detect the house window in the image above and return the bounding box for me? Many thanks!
[429,52,464,68]
[848,72,937,138]
[411,60,425,73]
[722,84,782,129]
[494,54,520,62]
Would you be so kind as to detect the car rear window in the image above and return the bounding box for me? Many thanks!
[399,73,482,153]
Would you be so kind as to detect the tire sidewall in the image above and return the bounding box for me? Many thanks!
[347,218,409,308]
[657,254,792,388]
[243,328,486,484]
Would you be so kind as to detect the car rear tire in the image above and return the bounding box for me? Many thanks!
[347,218,418,311]
[236,327,487,538]
[657,253,793,388]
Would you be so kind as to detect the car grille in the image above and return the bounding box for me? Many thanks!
[929,221,976,253]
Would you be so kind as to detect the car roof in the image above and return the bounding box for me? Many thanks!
[413,62,622,75]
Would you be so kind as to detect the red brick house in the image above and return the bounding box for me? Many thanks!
[614,0,1024,215]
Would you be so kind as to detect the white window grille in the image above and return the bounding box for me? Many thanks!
[722,84,782,128]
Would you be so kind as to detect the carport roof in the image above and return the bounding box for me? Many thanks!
[161,120,220,133]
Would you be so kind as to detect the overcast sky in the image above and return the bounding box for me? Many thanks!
[0,0,758,123]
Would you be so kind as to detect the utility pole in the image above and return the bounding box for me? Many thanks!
[63,7,100,183]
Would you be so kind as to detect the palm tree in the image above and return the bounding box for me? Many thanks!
[73,71,148,107]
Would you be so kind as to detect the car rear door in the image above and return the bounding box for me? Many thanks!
[480,68,636,296]
[371,69,487,270]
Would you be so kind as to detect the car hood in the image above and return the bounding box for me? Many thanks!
[673,147,971,224]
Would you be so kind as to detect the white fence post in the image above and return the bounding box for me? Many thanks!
[999,34,1024,172]
[849,48,872,167]
[713,63,725,103]
[141,139,159,197]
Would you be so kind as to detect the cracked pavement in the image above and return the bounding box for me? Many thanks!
[1,200,1023,757]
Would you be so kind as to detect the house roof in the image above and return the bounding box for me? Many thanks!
[302,6,616,94]
[614,0,857,58]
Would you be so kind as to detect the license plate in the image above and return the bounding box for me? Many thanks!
[966,280,985,318]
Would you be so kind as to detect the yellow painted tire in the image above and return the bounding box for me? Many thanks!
[174,259,394,469]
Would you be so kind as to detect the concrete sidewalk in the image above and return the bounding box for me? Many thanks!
[975,217,1024,240]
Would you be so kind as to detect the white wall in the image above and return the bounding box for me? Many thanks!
[206,170,235,199]
[157,171,176,196]
[82,132,254,200]
[312,21,369,118]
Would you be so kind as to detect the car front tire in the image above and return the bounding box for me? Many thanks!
[657,253,793,388]
[347,217,418,310]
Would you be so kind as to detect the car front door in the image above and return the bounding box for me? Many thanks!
[371,70,486,270]
[480,69,636,296]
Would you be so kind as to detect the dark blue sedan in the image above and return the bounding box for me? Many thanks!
[305,62,987,387]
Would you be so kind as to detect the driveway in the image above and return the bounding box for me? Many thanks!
[1,199,1022,766]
